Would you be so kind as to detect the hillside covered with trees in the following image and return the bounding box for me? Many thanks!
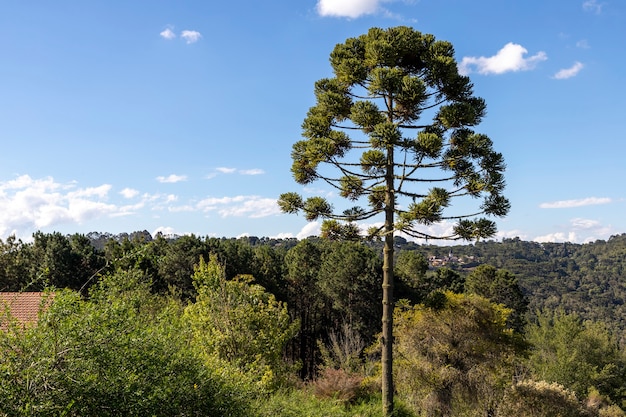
[4,231,626,335]
[2,230,626,415]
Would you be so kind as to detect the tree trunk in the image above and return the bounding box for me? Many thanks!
[382,144,395,416]
[382,231,394,415]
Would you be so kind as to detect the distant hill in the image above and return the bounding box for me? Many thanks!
[9,229,623,337]
[389,234,626,336]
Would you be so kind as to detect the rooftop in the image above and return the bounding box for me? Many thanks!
[0,292,54,330]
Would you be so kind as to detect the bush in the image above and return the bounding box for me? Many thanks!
[0,269,254,416]
[310,368,364,403]
[497,380,595,417]
[394,292,525,416]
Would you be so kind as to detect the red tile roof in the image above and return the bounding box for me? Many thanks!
[0,292,54,330]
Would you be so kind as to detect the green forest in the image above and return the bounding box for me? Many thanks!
[2,230,626,416]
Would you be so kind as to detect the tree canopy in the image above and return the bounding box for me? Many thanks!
[278,26,509,241]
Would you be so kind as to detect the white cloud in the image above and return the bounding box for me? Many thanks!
[0,176,126,238]
[168,205,195,213]
[576,39,590,49]
[153,226,177,237]
[571,217,601,229]
[539,197,611,209]
[160,27,176,40]
[583,0,604,14]
[210,167,264,176]
[195,195,281,218]
[534,231,579,243]
[120,188,139,199]
[495,229,529,241]
[553,62,584,79]
[181,30,202,44]
[224,197,280,218]
[216,167,236,174]
[317,0,381,18]
[156,174,187,183]
[533,217,613,244]
[303,186,335,198]
[297,221,321,239]
[459,43,547,75]
[68,184,111,199]
[272,232,295,239]
[152,226,191,238]
[239,169,265,175]
[197,196,246,210]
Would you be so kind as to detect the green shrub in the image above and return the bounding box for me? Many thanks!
[0,269,254,416]
[184,255,299,390]
[254,388,416,417]
[497,380,594,417]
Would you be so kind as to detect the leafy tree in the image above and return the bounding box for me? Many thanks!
[526,310,626,404]
[158,234,208,298]
[394,292,525,417]
[465,264,528,332]
[27,232,106,291]
[278,26,509,415]
[395,252,464,303]
[184,255,299,389]
[318,241,382,344]
[395,250,428,302]
[283,240,326,378]
[431,267,465,294]
[0,235,31,291]
[251,244,287,300]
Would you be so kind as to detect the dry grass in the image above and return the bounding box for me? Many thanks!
[310,367,364,404]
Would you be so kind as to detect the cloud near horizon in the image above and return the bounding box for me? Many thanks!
[0,176,140,238]
[460,43,547,75]
[540,197,612,209]
[534,217,612,244]
[195,195,280,218]
[0,175,285,240]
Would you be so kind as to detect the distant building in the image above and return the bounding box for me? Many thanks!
[0,292,54,330]
[428,253,477,268]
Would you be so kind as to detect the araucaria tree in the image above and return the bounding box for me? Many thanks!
[278,26,509,415]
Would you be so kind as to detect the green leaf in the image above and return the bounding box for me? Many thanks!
[277,192,303,214]
[303,197,332,221]
[339,175,364,200]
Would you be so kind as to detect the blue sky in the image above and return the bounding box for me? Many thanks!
[1,0,624,244]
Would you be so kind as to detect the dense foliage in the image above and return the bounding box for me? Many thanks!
[2,230,626,415]
[0,270,254,416]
